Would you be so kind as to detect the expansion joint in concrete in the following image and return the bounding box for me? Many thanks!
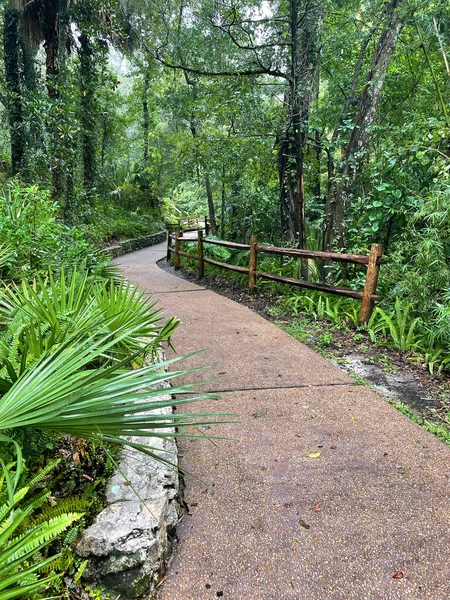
[174,382,354,395]
[144,289,207,295]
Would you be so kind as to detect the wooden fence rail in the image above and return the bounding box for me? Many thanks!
[167,229,384,324]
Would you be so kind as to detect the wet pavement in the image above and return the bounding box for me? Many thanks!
[115,241,450,600]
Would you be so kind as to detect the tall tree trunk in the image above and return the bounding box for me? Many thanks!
[42,0,63,197]
[79,32,96,191]
[43,0,59,98]
[20,35,40,165]
[324,0,405,250]
[205,174,218,236]
[278,0,323,264]
[3,7,24,174]
[143,72,150,163]
[182,70,218,234]
[221,163,226,239]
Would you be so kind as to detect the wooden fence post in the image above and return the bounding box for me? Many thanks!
[166,227,172,260]
[198,229,204,278]
[249,235,257,294]
[174,229,181,270]
[359,243,383,324]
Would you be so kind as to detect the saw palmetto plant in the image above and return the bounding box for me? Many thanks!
[0,267,225,596]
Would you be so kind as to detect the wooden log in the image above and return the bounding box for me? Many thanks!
[359,244,383,324]
[198,230,204,278]
[203,238,250,250]
[249,235,257,295]
[174,229,181,270]
[178,215,197,223]
[254,270,380,301]
[256,244,385,265]
[178,250,198,260]
[203,256,249,274]
[166,229,171,260]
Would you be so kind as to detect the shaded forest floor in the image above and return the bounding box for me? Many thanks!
[159,259,450,446]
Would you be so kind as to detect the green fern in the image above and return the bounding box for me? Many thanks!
[0,462,83,599]
[374,298,421,351]
[73,559,88,584]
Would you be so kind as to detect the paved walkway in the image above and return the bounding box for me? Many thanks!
[115,242,450,600]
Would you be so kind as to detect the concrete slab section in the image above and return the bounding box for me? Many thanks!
[125,266,204,294]
[115,243,206,294]
[114,242,167,266]
[159,386,450,600]
[153,289,350,391]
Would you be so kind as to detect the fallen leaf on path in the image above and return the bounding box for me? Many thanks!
[392,571,404,580]
[299,520,310,529]
[155,576,168,589]
[308,452,322,458]
[313,503,321,512]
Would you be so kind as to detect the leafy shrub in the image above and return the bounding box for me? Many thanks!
[0,182,111,278]
[117,182,160,210]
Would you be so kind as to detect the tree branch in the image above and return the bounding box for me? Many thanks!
[143,39,289,80]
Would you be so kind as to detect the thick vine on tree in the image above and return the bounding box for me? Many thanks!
[3,6,24,173]
[79,31,98,192]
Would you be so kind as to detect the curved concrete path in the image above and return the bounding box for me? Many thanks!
[116,242,450,600]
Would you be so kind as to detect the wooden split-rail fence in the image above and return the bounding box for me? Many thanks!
[171,215,211,235]
[166,226,385,324]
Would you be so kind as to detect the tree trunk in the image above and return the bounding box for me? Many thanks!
[41,0,63,198]
[43,0,59,98]
[324,0,405,250]
[205,174,218,236]
[143,72,150,163]
[182,70,218,235]
[79,32,96,191]
[20,35,40,164]
[278,0,323,264]
[221,163,226,239]
[3,7,24,174]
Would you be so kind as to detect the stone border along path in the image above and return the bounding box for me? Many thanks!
[115,240,450,600]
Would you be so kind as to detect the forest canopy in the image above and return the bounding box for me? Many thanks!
[0,0,449,336]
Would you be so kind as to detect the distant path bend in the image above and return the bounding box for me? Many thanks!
[115,241,450,600]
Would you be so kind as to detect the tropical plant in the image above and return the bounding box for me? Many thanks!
[0,268,180,382]
[0,271,226,595]
[370,298,421,351]
[0,460,83,599]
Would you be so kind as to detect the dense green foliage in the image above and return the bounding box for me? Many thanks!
[0,263,223,596]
